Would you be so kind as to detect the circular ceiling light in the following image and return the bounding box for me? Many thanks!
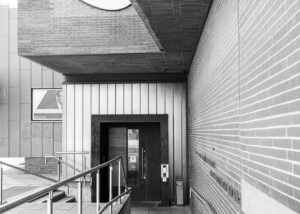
[79,0,131,11]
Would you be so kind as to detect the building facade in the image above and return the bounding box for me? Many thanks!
[0,0,299,213]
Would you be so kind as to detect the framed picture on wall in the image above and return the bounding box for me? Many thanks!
[31,88,63,121]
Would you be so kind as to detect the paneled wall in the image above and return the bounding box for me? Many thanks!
[63,83,186,202]
[188,0,300,213]
[0,7,63,157]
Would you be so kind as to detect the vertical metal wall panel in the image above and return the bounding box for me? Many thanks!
[91,84,100,115]
[107,84,116,115]
[124,84,132,114]
[21,138,31,157]
[62,84,67,178]
[181,83,187,203]
[20,68,30,103]
[165,84,174,201]
[0,104,9,156]
[149,83,157,114]
[173,84,182,197]
[0,8,64,157]
[157,83,165,114]
[9,88,19,121]
[75,85,83,171]
[66,85,75,177]
[42,69,53,88]
[140,83,149,114]
[42,123,53,156]
[82,84,91,169]
[54,123,62,154]
[8,10,17,54]
[31,123,43,157]
[31,62,42,88]
[63,83,187,202]
[132,84,140,114]
[116,84,124,114]
[9,53,19,88]
[9,121,20,156]
[99,84,108,114]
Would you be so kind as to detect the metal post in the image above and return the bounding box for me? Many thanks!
[0,164,3,205]
[47,190,53,214]
[96,170,100,212]
[78,180,82,214]
[118,160,121,203]
[84,156,86,171]
[109,164,113,214]
[57,161,61,182]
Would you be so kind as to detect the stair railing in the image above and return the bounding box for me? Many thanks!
[0,155,131,214]
[0,160,58,205]
[45,153,90,182]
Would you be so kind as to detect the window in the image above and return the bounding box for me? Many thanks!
[31,88,62,121]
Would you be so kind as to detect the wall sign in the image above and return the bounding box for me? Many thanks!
[79,0,131,11]
[32,89,63,121]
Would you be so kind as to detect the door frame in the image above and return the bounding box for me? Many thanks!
[91,114,169,206]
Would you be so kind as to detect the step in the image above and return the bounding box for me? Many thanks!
[29,190,65,203]
[55,195,76,203]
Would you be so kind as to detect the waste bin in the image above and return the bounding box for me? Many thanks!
[176,179,184,205]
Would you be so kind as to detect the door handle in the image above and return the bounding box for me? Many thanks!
[142,147,146,179]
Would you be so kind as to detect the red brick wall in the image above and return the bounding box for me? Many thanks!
[188,0,300,213]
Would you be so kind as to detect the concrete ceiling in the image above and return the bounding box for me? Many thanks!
[19,0,212,75]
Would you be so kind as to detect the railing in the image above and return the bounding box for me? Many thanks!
[190,188,216,214]
[0,160,58,205]
[45,152,90,182]
[51,151,90,181]
[0,155,131,214]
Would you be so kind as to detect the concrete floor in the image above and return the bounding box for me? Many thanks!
[131,206,192,214]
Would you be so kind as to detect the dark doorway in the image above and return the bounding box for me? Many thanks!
[91,115,169,206]
[99,123,161,202]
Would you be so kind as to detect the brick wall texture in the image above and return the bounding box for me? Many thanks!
[18,0,159,56]
[25,157,58,174]
[188,0,300,213]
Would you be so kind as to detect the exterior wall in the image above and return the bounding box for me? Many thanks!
[63,82,187,203]
[0,7,63,157]
[24,157,58,174]
[18,0,159,56]
[188,0,300,213]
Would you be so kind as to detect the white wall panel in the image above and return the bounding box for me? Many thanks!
[124,84,132,114]
[91,84,100,114]
[116,84,124,114]
[140,83,149,114]
[132,84,140,114]
[149,84,157,114]
[75,85,83,171]
[107,84,116,115]
[63,82,186,201]
[99,84,107,114]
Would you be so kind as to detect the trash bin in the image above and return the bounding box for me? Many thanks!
[176,179,184,205]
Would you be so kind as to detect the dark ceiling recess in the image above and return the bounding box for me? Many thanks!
[19,0,212,76]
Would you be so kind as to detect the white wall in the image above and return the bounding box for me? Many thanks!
[242,179,297,214]
[63,82,186,202]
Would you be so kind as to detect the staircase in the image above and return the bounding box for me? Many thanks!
[29,189,76,203]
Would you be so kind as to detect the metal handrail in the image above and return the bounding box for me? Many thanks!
[98,188,132,214]
[0,155,130,214]
[45,156,91,181]
[190,188,216,214]
[56,151,90,155]
[0,160,57,183]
